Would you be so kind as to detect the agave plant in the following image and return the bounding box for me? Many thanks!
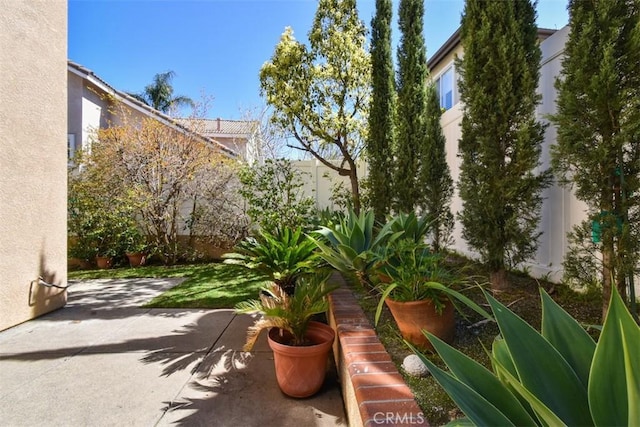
[309,209,402,287]
[387,211,433,244]
[235,270,338,350]
[222,227,321,294]
[412,287,640,426]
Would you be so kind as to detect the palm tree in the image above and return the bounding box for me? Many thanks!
[128,71,194,114]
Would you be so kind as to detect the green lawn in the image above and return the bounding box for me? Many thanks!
[69,263,267,309]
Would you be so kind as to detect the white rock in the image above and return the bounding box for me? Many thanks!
[402,354,430,377]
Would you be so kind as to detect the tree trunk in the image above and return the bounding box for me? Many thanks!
[347,161,361,215]
[490,268,510,292]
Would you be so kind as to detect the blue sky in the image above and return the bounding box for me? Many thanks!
[69,0,569,120]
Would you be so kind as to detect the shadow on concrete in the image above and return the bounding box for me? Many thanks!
[163,350,346,427]
[0,279,347,426]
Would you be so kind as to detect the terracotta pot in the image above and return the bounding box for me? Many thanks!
[126,252,146,267]
[68,257,91,270]
[268,321,335,398]
[385,297,455,351]
[95,256,113,269]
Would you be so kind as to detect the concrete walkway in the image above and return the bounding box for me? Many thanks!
[0,278,347,426]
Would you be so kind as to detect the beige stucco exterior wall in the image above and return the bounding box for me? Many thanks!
[0,1,68,330]
[68,71,121,153]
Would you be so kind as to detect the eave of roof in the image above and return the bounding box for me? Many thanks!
[427,27,558,71]
[67,60,239,158]
[427,27,461,71]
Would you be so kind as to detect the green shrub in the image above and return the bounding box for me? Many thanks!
[238,159,315,234]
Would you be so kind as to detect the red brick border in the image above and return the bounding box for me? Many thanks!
[328,276,427,427]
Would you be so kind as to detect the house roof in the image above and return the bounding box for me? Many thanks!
[190,118,259,137]
[427,27,558,71]
[67,60,238,158]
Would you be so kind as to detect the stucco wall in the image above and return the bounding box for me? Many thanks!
[0,0,68,331]
[68,72,119,152]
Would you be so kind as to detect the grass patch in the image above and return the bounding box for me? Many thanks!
[68,263,215,280]
[69,262,267,309]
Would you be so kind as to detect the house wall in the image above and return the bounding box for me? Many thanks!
[433,26,588,282]
[67,72,84,147]
[215,136,248,160]
[68,72,120,153]
[0,0,68,331]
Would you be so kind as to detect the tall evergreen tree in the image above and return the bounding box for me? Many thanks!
[420,83,454,252]
[367,0,396,223]
[394,0,428,213]
[457,0,552,290]
[551,0,640,317]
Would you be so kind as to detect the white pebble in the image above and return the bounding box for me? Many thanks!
[402,354,430,377]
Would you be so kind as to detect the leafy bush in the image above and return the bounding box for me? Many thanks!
[238,158,315,234]
[68,167,140,259]
[69,105,246,265]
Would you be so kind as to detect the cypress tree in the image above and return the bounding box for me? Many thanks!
[394,0,428,213]
[420,83,454,252]
[367,0,396,223]
[457,0,552,290]
[551,0,640,317]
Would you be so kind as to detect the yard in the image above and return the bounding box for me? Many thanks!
[68,255,605,426]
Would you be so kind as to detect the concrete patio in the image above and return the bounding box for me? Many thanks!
[0,278,347,426]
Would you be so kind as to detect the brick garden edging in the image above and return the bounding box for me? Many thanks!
[327,275,427,427]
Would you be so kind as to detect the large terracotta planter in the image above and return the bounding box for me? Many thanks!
[95,256,113,270]
[126,252,146,267]
[267,321,335,398]
[385,297,455,351]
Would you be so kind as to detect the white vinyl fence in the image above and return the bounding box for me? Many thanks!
[291,159,368,211]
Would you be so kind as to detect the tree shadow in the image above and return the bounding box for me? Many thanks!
[161,348,347,427]
[0,279,347,425]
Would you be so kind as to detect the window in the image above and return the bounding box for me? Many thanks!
[435,66,455,110]
[68,134,76,164]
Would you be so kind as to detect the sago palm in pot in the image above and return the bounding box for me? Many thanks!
[235,270,338,398]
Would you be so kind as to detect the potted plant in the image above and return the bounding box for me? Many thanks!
[222,227,322,295]
[373,239,491,350]
[121,226,148,267]
[86,222,120,269]
[235,270,338,398]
